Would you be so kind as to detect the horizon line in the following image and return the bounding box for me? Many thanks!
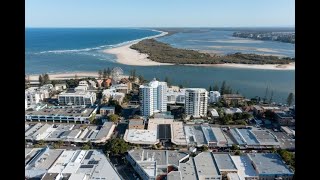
[25,26,295,28]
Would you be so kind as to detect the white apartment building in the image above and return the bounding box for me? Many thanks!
[58,90,96,106]
[185,88,208,118]
[139,79,167,117]
[25,87,50,109]
[167,87,186,104]
[209,91,221,103]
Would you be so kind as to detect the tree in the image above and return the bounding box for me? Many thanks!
[103,68,107,79]
[107,67,111,78]
[213,84,219,91]
[98,70,102,79]
[202,145,209,151]
[39,75,44,86]
[179,84,183,88]
[231,144,240,150]
[234,150,241,155]
[43,73,50,84]
[220,81,226,95]
[132,69,136,81]
[82,144,91,150]
[287,93,294,106]
[164,77,170,86]
[105,138,129,155]
[138,75,144,84]
[209,86,212,91]
[108,114,119,123]
[74,74,78,80]
[221,114,233,125]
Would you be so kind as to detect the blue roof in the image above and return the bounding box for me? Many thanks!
[247,153,294,175]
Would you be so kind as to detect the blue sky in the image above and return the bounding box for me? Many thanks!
[26,0,295,27]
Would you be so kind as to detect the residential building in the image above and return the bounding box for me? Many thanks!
[102,88,125,104]
[185,88,208,118]
[209,91,221,103]
[139,79,168,117]
[222,94,245,106]
[167,87,186,104]
[54,84,67,91]
[275,111,295,126]
[58,90,96,106]
[99,106,115,116]
[25,87,51,109]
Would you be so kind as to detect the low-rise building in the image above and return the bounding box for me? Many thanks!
[58,90,96,106]
[25,106,95,124]
[128,119,145,129]
[247,153,294,179]
[54,84,67,91]
[275,111,295,126]
[222,94,245,106]
[99,106,115,116]
[25,122,115,143]
[224,107,243,115]
[126,149,189,180]
[209,109,220,118]
[25,147,121,179]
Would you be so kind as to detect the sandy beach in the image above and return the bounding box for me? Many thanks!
[28,72,100,81]
[104,31,173,66]
[103,30,295,70]
[186,62,295,70]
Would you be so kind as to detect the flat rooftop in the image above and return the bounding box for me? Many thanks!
[193,152,220,177]
[124,129,158,144]
[211,127,228,146]
[212,153,237,172]
[201,125,217,142]
[237,129,260,145]
[26,122,114,143]
[247,153,294,175]
[128,149,188,178]
[25,106,95,117]
[184,125,207,146]
[231,155,258,179]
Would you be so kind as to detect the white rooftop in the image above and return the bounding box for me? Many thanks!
[231,155,258,180]
[124,129,158,144]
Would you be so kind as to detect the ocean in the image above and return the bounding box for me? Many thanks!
[25,28,295,103]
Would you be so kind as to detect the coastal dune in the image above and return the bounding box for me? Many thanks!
[104,30,295,70]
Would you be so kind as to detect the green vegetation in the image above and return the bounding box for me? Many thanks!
[277,150,295,170]
[287,92,294,106]
[105,138,129,155]
[231,144,240,150]
[234,150,241,155]
[108,114,119,123]
[38,73,50,86]
[131,39,294,65]
[81,141,93,150]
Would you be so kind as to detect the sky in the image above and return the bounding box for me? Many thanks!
[26,0,295,28]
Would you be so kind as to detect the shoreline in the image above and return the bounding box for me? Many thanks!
[103,30,295,70]
[27,72,100,81]
[104,30,174,66]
